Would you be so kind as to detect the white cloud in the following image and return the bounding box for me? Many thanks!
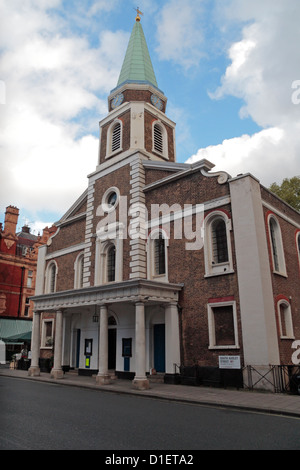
[0,0,129,219]
[155,0,205,69]
[186,126,296,185]
[189,0,300,186]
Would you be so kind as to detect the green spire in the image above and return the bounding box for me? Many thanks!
[116,19,158,89]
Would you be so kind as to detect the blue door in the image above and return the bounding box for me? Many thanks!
[76,329,81,368]
[154,324,165,372]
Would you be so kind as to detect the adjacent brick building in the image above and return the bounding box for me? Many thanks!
[29,16,300,390]
[0,206,55,359]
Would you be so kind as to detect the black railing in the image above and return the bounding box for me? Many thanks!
[176,364,300,394]
[244,365,300,394]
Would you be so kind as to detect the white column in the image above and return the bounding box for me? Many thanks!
[229,175,280,366]
[165,302,180,375]
[28,311,41,377]
[132,301,150,390]
[96,305,111,385]
[51,310,64,379]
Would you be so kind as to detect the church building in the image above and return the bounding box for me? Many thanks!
[29,14,300,391]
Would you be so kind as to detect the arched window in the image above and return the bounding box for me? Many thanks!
[277,299,294,339]
[204,212,233,276]
[154,124,163,153]
[147,229,168,281]
[296,232,300,268]
[154,233,166,275]
[152,121,168,159]
[211,218,229,264]
[74,253,84,289]
[49,264,56,293]
[94,223,124,286]
[111,122,121,152]
[268,215,286,275]
[106,119,122,158]
[45,261,57,293]
[107,245,116,282]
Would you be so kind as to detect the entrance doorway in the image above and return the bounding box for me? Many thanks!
[154,324,165,372]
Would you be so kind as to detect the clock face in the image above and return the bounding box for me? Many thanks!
[111,93,124,109]
[151,94,163,110]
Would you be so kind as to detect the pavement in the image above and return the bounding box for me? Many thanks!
[1,366,300,418]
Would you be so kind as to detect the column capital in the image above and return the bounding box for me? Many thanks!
[56,309,65,314]
[98,303,108,310]
[165,301,178,308]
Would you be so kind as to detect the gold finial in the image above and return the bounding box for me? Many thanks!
[134,6,143,21]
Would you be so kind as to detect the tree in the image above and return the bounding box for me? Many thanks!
[269,176,300,212]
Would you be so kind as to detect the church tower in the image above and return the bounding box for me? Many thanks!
[97,13,176,169]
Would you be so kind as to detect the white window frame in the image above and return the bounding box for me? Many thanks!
[146,228,169,282]
[207,300,239,350]
[41,319,54,349]
[204,211,233,277]
[152,120,169,160]
[268,214,287,276]
[94,222,124,285]
[106,119,123,158]
[277,299,294,339]
[45,261,58,294]
[74,252,84,289]
[101,186,120,214]
[296,231,300,270]
[27,270,33,288]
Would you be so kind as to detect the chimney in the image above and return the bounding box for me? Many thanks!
[4,206,19,235]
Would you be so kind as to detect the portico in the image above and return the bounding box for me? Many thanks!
[30,280,183,389]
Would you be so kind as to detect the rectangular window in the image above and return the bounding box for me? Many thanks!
[122,338,132,357]
[27,270,33,288]
[208,301,239,349]
[24,297,30,316]
[42,320,54,348]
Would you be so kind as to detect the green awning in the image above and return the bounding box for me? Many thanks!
[0,318,32,343]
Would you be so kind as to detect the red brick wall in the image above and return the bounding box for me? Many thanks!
[109,89,167,114]
[90,164,132,284]
[167,216,242,368]
[145,173,242,368]
[47,218,86,254]
[144,110,175,162]
[99,110,131,164]
[262,193,300,364]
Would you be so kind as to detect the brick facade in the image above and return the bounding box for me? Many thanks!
[30,19,300,388]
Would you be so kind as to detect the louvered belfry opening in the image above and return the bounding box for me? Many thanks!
[112,122,121,152]
[154,123,163,153]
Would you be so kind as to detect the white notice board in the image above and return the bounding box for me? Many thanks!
[219,355,241,369]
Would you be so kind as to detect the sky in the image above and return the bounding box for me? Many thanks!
[0,0,300,234]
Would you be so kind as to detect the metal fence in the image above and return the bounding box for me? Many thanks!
[244,365,300,394]
[176,364,300,394]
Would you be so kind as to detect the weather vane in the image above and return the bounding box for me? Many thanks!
[134,6,143,21]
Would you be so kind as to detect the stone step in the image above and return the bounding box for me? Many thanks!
[148,373,164,383]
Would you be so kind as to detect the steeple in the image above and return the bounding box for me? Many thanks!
[99,13,175,168]
[115,15,160,92]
